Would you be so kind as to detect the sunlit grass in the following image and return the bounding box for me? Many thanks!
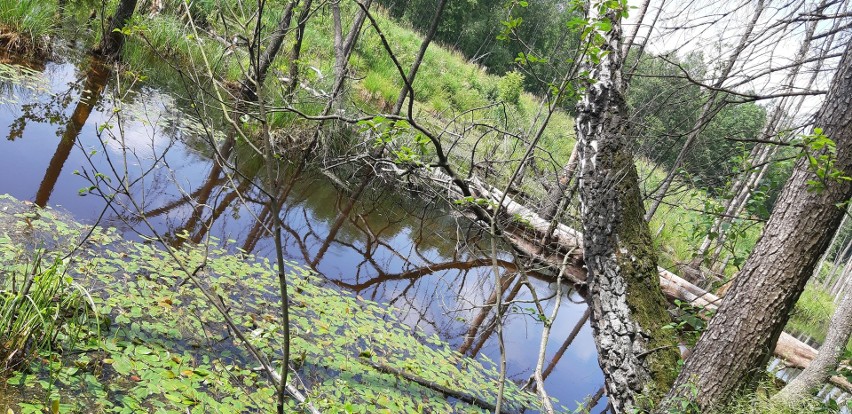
[0,244,98,372]
[786,284,836,344]
[718,390,831,414]
[0,0,57,55]
[639,159,764,280]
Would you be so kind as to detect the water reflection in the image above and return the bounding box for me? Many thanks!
[35,61,110,207]
[0,55,606,411]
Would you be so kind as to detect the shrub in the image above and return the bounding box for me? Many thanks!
[498,71,525,105]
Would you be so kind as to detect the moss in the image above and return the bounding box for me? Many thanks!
[614,146,682,402]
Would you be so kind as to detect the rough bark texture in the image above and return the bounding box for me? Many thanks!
[775,277,852,403]
[93,0,138,58]
[662,39,852,412]
[575,9,679,413]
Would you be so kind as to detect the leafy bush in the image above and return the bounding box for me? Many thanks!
[498,71,524,105]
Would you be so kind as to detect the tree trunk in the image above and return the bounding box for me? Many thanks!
[541,145,578,224]
[392,0,448,115]
[662,38,852,412]
[330,0,373,106]
[284,0,314,99]
[644,0,765,221]
[775,272,852,402]
[621,0,650,57]
[240,1,299,102]
[624,0,665,84]
[93,0,138,58]
[575,7,679,412]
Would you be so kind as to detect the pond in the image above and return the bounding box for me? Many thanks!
[0,52,605,412]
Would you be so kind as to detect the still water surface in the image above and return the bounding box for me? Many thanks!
[0,53,605,412]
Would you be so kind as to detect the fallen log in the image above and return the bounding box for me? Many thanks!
[390,165,850,393]
[466,175,852,394]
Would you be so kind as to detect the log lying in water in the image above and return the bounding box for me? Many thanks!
[403,167,848,391]
[465,177,852,393]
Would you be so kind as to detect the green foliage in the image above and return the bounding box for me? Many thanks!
[375,0,579,92]
[785,285,835,344]
[649,379,835,413]
[1,197,541,413]
[714,387,835,414]
[627,53,770,195]
[638,160,760,276]
[0,0,56,55]
[662,300,714,348]
[0,245,97,371]
[497,71,524,105]
[799,128,852,192]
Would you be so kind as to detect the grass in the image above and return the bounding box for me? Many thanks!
[716,390,833,414]
[786,284,837,345]
[655,376,837,413]
[0,0,57,55]
[0,243,97,372]
[638,159,764,281]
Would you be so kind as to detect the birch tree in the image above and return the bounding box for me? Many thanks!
[575,2,679,411]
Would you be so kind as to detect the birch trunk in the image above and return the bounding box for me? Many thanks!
[775,273,852,402]
[575,7,679,412]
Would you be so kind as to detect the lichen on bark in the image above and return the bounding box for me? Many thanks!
[575,5,679,412]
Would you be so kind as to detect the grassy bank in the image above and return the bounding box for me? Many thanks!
[0,0,56,55]
[0,195,539,413]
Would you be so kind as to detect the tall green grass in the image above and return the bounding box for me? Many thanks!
[638,159,763,280]
[786,285,836,344]
[0,245,97,371]
[0,0,57,55]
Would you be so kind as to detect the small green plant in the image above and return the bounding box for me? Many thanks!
[0,247,97,371]
[799,128,852,192]
[663,300,714,347]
